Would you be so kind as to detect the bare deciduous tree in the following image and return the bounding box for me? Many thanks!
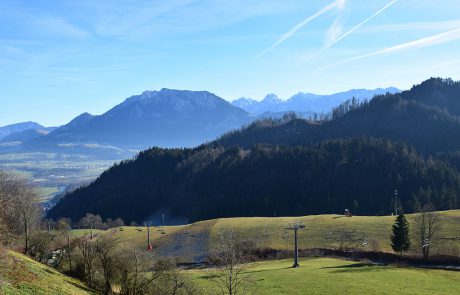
[0,172,40,253]
[95,234,122,295]
[415,210,441,260]
[152,259,199,295]
[75,236,98,288]
[11,180,41,254]
[326,224,358,251]
[0,171,15,246]
[209,228,252,295]
[118,250,158,295]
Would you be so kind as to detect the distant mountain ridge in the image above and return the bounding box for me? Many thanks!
[232,87,400,114]
[1,86,399,157]
[0,127,56,144]
[0,122,46,140]
[21,89,253,155]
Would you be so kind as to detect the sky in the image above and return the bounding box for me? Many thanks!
[1,0,460,126]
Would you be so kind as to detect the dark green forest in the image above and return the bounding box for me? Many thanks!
[47,78,460,224]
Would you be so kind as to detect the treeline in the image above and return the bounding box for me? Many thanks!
[48,138,460,224]
[70,234,198,295]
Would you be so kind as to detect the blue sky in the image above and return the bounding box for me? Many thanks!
[1,0,460,126]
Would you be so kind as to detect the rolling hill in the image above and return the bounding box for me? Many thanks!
[72,210,460,264]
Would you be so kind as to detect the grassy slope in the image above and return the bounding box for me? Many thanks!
[0,251,95,295]
[92,210,460,263]
[188,258,460,295]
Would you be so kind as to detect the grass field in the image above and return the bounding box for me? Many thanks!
[92,210,460,263]
[0,251,95,295]
[188,258,460,295]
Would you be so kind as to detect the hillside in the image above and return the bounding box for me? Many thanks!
[47,138,460,223]
[75,210,460,264]
[0,250,94,295]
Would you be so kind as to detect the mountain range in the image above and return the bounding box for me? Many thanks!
[47,78,460,224]
[232,87,400,114]
[1,87,393,156]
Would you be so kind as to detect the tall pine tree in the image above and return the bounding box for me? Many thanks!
[391,214,411,257]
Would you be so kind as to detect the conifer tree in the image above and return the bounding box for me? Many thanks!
[391,214,411,257]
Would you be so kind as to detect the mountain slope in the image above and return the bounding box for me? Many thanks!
[0,122,45,140]
[26,89,253,153]
[0,127,57,144]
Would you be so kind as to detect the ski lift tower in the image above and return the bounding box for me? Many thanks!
[285,221,306,268]
[144,222,153,251]
[394,189,398,216]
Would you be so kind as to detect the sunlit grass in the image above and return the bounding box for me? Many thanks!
[188,258,460,295]
[0,251,95,295]
[83,210,460,262]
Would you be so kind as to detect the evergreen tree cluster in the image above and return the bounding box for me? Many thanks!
[48,138,460,224]
[391,214,411,256]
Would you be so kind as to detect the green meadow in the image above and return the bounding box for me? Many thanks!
[188,258,460,295]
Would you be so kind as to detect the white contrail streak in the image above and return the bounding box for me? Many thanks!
[326,0,398,49]
[322,27,460,69]
[257,0,345,58]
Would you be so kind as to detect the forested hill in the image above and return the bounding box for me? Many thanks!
[47,138,460,224]
[218,78,460,154]
[47,78,460,224]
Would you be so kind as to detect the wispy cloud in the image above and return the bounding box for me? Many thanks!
[257,0,346,57]
[34,16,89,38]
[359,19,460,34]
[322,27,460,69]
[324,17,345,48]
[325,0,397,49]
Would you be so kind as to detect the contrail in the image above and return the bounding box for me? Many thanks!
[321,27,460,69]
[256,0,345,58]
[325,0,398,49]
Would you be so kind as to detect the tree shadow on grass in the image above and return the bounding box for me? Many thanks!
[321,263,389,273]
[66,280,95,293]
[245,266,293,275]
[201,265,292,279]
[200,274,221,280]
